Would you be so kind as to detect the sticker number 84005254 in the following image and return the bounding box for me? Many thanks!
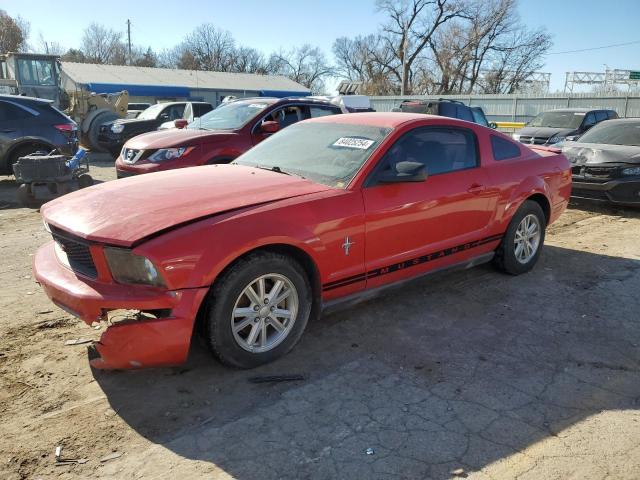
[332,137,375,150]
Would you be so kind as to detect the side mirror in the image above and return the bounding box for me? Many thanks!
[260,120,280,134]
[379,161,427,183]
[159,113,170,121]
[174,119,188,129]
[565,135,579,142]
[489,122,497,129]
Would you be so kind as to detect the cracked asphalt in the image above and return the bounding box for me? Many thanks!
[1,158,640,479]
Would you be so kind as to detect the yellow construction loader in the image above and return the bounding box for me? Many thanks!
[0,52,128,151]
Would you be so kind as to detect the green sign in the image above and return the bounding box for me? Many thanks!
[630,71,640,80]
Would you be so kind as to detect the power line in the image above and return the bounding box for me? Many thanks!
[547,39,640,55]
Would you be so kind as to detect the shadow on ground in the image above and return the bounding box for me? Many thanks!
[92,244,640,479]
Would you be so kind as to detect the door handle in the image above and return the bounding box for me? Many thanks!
[467,184,486,194]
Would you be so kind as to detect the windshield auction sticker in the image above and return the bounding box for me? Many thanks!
[248,104,268,109]
[332,137,375,150]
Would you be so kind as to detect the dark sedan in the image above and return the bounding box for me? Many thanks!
[562,118,640,206]
[0,94,78,175]
[514,108,618,146]
[97,101,213,157]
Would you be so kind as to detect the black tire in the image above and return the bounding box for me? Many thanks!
[16,184,40,208]
[205,251,312,368]
[78,174,94,188]
[493,200,546,275]
[4,144,50,176]
[86,111,119,152]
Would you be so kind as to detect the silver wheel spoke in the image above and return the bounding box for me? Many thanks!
[273,308,292,319]
[233,307,255,318]
[245,286,262,305]
[257,277,266,301]
[268,280,284,303]
[246,323,260,346]
[260,321,268,348]
[274,289,291,305]
[233,317,254,333]
[268,316,286,332]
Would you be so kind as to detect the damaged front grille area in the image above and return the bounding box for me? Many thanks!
[50,227,98,279]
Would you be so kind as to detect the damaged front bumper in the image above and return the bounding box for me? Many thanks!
[33,241,208,369]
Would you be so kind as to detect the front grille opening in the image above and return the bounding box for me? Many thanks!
[51,228,97,279]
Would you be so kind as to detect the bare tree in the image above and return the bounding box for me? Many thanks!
[0,10,29,53]
[80,23,125,64]
[269,45,334,93]
[232,47,269,74]
[179,24,236,71]
[376,0,466,94]
[37,32,65,56]
[131,47,157,68]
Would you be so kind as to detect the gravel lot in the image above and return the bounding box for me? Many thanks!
[1,155,639,479]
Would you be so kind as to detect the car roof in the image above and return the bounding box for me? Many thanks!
[0,94,52,104]
[547,108,595,113]
[306,111,461,129]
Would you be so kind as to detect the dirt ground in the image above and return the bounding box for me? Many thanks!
[1,155,640,479]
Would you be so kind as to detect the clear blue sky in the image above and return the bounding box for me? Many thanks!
[3,0,640,92]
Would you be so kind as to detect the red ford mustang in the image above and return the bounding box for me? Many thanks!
[34,113,571,370]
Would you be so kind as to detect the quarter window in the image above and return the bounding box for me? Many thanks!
[595,111,608,122]
[376,127,478,178]
[491,135,521,161]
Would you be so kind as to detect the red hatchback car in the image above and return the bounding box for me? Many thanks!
[35,113,571,370]
[115,97,346,177]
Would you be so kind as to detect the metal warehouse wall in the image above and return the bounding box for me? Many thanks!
[369,94,640,122]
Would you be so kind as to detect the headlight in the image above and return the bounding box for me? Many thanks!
[110,123,125,134]
[622,166,640,176]
[512,133,521,141]
[548,134,565,145]
[148,147,195,163]
[104,247,166,287]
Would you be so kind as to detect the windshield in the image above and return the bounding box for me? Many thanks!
[189,101,271,130]
[528,111,585,129]
[234,122,391,188]
[137,104,165,120]
[578,121,640,146]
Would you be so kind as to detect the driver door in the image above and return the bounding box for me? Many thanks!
[361,126,496,289]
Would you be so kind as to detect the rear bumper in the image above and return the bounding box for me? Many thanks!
[571,176,640,206]
[33,241,209,369]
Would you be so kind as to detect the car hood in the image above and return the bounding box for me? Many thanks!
[41,165,331,247]
[124,129,234,149]
[562,142,640,165]
[517,126,575,139]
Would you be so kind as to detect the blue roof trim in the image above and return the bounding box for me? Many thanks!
[85,83,191,97]
[259,89,311,98]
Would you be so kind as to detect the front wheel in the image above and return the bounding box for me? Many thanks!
[493,200,546,275]
[205,252,312,368]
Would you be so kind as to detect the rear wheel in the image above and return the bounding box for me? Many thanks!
[86,111,119,152]
[205,251,312,368]
[78,174,94,188]
[493,200,546,275]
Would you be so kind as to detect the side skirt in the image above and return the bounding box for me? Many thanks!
[321,251,494,315]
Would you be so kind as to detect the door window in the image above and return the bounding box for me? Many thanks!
[16,58,56,86]
[582,112,596,129]
[161,104,186,121]
[267,106,304,128]
[373,127,478,180]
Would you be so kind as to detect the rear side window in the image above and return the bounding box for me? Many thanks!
[491,135,521,161]
[438,102,457,119]
[0,101,33,121]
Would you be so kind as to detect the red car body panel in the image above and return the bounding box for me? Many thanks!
[34,113,572,369]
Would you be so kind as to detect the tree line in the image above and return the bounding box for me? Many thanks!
[1,0,551,95]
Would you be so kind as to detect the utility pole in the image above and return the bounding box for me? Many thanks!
[127,19,132,65]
